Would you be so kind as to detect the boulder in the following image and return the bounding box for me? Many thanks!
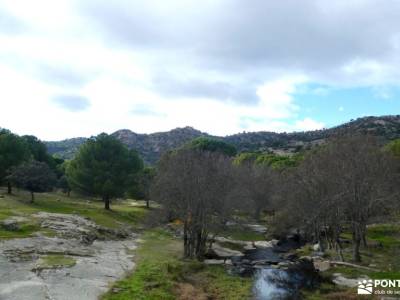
[313,260,330,272]
[204,259,225,265]
[254,240,278,249]
[2,219,19,231]
[207,244,244,259]
[243,244,256,251]
[244,224,267,234]
[312,243,320,251]
[332,273,368,288]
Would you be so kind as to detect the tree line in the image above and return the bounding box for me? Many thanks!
[0,130,147,206]
[151,135,400,262]
[1,127,399,263]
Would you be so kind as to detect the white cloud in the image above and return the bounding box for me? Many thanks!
[0,0,398,140]
[255,77,306,119]
[294,118,325,131]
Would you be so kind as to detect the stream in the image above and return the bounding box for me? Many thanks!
[230,235,321,300]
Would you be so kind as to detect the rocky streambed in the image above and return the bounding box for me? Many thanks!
[204,230,324,300]
[0,212,137,300]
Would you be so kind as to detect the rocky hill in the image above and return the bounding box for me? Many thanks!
[45,115,400,164]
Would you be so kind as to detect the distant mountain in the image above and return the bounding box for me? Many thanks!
[45,115,400,164]
[112,127,210,164]
[45,137,88,160]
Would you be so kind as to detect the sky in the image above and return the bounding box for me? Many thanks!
[0,0,399,141]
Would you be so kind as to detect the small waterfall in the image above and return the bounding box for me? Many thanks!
[253,268,292,300]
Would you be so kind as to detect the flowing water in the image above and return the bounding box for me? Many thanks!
[253,268,292,300]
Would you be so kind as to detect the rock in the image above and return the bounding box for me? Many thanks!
[243,244,256,251]
[0,234,137,300]
[204,259,225,265]
[299,256,313,261]
[225,221,237,226]
[332,273,368,288]
[282,253,298,261]
[278,261,289,268]
[244,224,267,234]
[312,243,320,251]
[241,259,251,264]
[313,260,330,272]
[2,219,21,231]
[33,212,132,243]
[254,240,278,249]
[207,244,244,259]
[214,236,248,246]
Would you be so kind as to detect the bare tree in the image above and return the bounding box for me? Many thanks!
[151,148,234,260]
[233,161,276,220]
[278,135,398,262]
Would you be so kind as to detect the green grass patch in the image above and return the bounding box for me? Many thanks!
[0,189,148,237]
[35,254,76,270]
[196,265,253,300]
[220,225,265,241]
[306,222,400,298]
[367,224,400,248]
[0,222,42,239]
[102,229,252,300]
[302,282,343,300]
[218,241,245,252]
[326,266,373,279]
[296,244,313,257]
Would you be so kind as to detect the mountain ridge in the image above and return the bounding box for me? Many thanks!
[45,115,400,164]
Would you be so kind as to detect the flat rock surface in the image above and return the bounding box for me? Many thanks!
[0,213,137,300]
[332,273,368,288]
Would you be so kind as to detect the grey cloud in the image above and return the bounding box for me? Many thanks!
[79,1,400,70]
[39,64,90,87]
[52,95,91,112]
[75,1,400,100]
[152,73,259,104]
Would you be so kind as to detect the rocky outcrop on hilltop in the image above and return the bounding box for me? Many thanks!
[46,115,400,164]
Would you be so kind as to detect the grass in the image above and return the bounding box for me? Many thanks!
[35,254,76,270]
[0,188,148,239]
[367,224,400,248]
[305,222,400,299]
[219,225,265,241]
[102,229,253,300]
[0,222,43,239]
[296,244,314,257]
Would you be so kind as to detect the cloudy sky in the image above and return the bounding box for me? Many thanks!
[0,0,399,140]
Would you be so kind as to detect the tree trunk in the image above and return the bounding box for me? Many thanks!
[104,196,110,210]
[362,231,368,248]
[30,192,34,203]
[67,189,71,197]
[254,208,261,221]
[353,237,361,262]
[146,199,149,209]
[336,238,344,262]
[183,221,189,258]
[7,181,12,194]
